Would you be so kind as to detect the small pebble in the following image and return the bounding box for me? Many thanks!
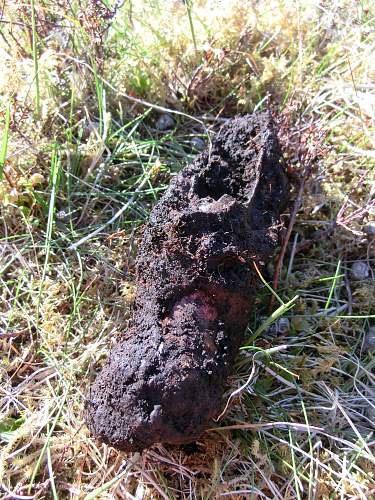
[363,223,375,236]
[277,317,290,334]
[156,114,175,131]
[191,137,205,152]
[350,261,370,281]
[363,327,375,353]
[30,173,45,187]
[266,317,290,336]
[56,209,70,222]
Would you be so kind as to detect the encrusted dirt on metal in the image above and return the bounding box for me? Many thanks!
[85,112,289,451]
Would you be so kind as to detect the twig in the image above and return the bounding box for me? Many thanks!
[344,268,353,316]
[0,327,29,339]
[269,120,327,312]
[286,232,299,283]
[269,171,307,313]
[2,169,15,188]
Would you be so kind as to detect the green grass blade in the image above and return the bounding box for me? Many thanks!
[46,423,59,500]
[288,428,303,500]
[254,262,285,305]
[245,294,299,345]
[324,259,341,310]
[36,146,61,331]
[185,0,198,55]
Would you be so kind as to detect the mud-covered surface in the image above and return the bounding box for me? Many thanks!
[85,112,289,451]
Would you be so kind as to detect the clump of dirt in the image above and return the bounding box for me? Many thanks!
[85,112,289,451]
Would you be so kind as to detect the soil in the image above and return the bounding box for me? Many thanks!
[85,112,289,452]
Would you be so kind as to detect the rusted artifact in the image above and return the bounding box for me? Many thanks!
[86,112,289,451]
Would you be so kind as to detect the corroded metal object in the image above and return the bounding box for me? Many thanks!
[86,112,289,451]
